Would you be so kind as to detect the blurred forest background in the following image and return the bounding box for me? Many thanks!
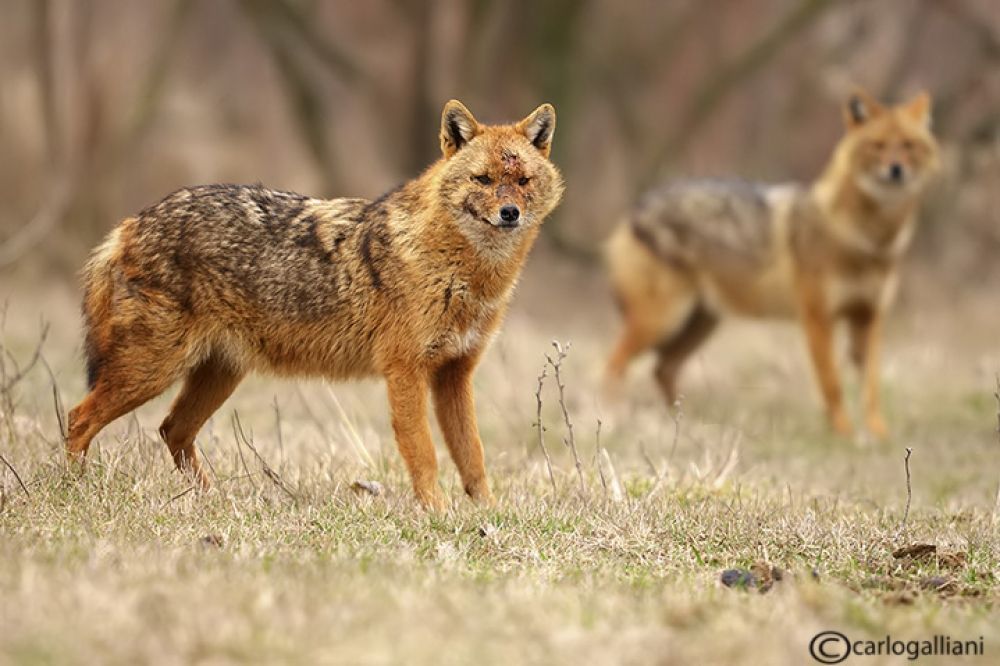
[1,0,998,286]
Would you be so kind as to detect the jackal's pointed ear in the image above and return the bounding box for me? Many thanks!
[440,100,481,158]
[843,89,884,128]
[902,90,932,129]
[517,103,556,157]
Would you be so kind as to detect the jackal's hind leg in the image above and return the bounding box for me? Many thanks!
[67,358,185,464]
[159,355,244,488]
[653,305,718,406]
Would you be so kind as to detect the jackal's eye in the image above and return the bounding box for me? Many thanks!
[473,174,492,185]
[870,140,886,150]
[518,176,530,186]
[901,140,914,151]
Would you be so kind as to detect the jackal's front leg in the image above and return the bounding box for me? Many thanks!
[385,368,446,510]
[848,307,887,439]
[432,356,493,504]
[796,284,852,436]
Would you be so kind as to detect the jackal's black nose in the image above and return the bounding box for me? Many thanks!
[888,163,904,182]
[500,205,520,223]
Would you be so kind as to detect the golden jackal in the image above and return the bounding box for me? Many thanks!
[605,90,938,438]
[68,100,563,508]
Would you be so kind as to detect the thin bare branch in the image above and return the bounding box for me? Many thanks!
[641,0,838,190]
[993,377,1000,524]
[231,412,258,493]
[534,363,557,493]
[0,178,74,269]
[0,452,30,496]
[39,355,66,441]
[0,323,49,393]
[898,447,914,536]
[546,341,585,495]
[234,411,296,501]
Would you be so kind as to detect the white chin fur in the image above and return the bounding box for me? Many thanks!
[856,174,918,208]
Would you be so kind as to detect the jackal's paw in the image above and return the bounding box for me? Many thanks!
[600,373,627,406]
[865,414,889,441]
[467,483,496,507]
[415,485,449,512]
[191,466,214,492]
[828,410,854,438]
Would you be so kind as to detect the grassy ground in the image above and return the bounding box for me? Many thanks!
[1,259,998,665]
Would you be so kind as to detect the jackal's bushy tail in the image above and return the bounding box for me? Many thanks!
[80,221,130,388]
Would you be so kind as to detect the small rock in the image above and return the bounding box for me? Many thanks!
[892,543,936,560]
[862,575,905,591]
[750,562,775,593]
[720,568,757,590]
[199,534,224,548]
[351,480,384,497]
[920,576,958,594]
[938,551,967,570]
[477,524,498,538]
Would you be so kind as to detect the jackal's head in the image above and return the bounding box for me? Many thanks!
[836,89,939,204]
[435,100,564,246]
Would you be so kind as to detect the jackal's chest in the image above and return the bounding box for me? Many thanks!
[423,282,509,361]
[824,268,896,315]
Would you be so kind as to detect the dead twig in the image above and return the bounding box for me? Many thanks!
[668,395,684,463]
[159,484,196,509]
[40,355,66,441]
[234,411,296,501]
[639,441,659,477]
[898,447,914,536]
[272,395,285,465]
[546,341,585,495]
[231,412,258,493]
[0,322,50,393]
[993,377,1000,524]
[598,449,624,503]
[595,419,607,494]
[0,452,29,496]
[534,363,557,493]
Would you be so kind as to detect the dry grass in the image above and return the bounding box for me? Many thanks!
[1,263,998,665]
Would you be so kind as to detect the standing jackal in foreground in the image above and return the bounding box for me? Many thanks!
[605,90,938,438]
[68,100,563,508]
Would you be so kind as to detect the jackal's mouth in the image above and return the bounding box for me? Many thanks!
[464,202,519,230]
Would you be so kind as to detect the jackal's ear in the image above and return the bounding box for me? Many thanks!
[517,103,556,157]
[902,90,932,129]
[441,100,481,158]
[843,89,884,128]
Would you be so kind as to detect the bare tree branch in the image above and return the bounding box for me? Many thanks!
[640,0,838,192]
[0,177,74,268]
[240,0,341,191]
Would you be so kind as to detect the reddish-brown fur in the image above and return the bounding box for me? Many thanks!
[67,101,563,508]
[605,90,938,438]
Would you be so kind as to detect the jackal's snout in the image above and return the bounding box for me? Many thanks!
[496,205,520,229]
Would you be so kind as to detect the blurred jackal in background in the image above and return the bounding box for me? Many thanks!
[67,100,563,509]
[605,90,939,438]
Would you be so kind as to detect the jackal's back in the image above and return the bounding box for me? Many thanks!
[82,184,399,380]
[628,179,803,272]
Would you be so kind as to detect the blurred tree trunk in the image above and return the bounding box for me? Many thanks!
[639,0,838,192]
[399,0,437,173]
[32,0,59,169]
[241,0,340,193]
[518,0,594,261]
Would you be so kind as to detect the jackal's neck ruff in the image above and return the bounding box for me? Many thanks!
[811,91,939,261]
